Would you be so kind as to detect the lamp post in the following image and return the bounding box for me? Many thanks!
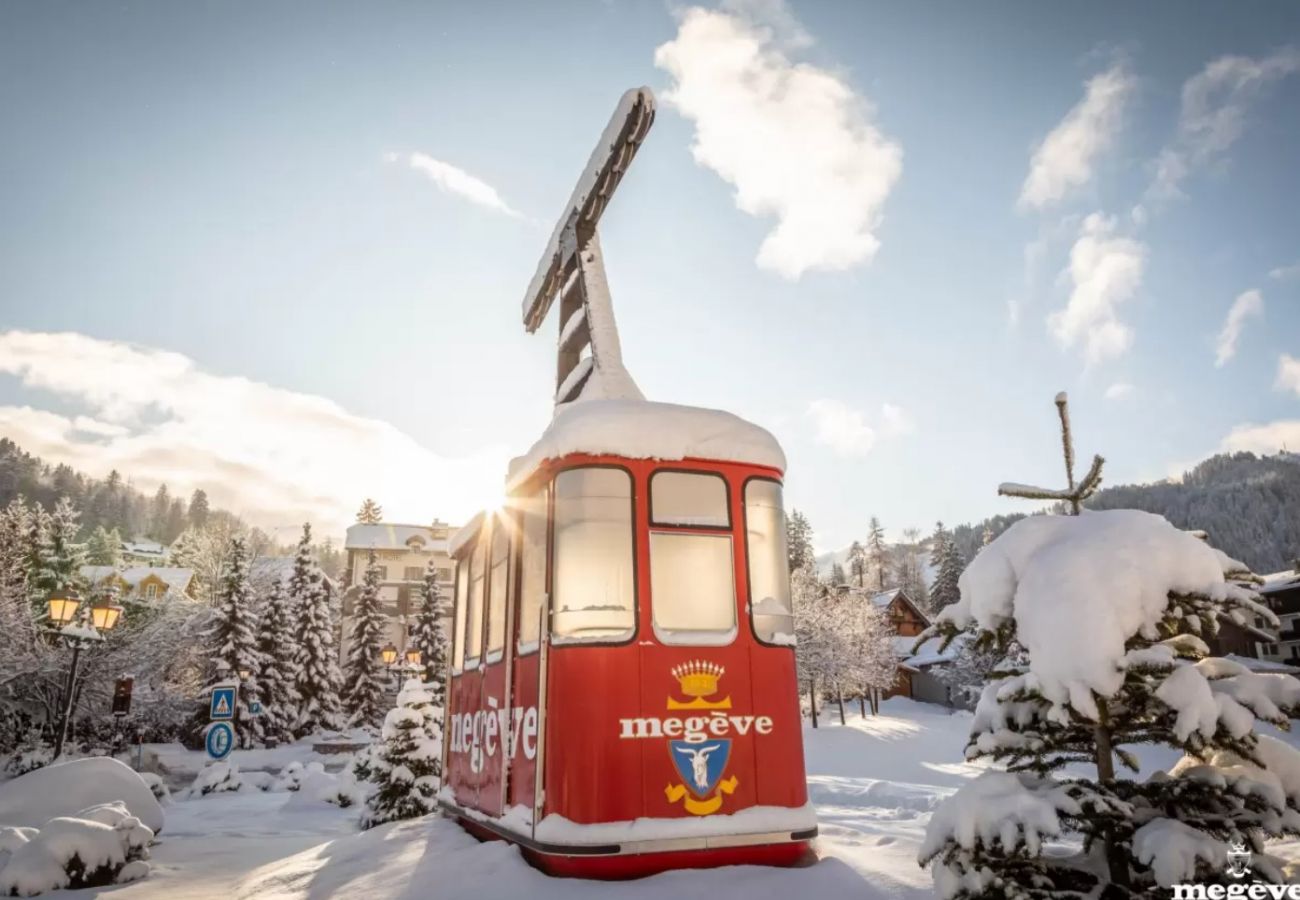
[47,588,124,759]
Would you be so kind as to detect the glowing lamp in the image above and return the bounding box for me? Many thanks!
[405,648,422,666]
[237,667,252,681]
[89,596,124,632]
[47,590,81,626]
[380,643,398,666]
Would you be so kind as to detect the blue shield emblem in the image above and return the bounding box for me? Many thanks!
[669,739,731,798]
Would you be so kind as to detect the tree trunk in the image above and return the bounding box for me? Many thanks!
[808,676,818,729]
[871,688,880,715]
[1093,697,1129,890]
[836,685,846,725]
[858,692,866,717]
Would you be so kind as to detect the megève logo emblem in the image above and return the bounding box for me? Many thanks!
[1226,839,1252,879]
[662,661,739,815]
[667,660,731,710]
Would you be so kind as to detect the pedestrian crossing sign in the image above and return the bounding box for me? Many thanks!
[210,686,236,721]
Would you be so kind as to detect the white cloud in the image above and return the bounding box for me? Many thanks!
[654,1,902,279]
[1222,419,1300,455]
[386,151,522,218]
[1104,382,1134,400]
[1214,289,1264,367]
[0,331,508,534]
[1269,262,1300,281]
[1278,353,1300,397]
[1148,48,1300,204]
[806,399,913,457]
[1019,64,1134,211]
[1048,213,1146,365]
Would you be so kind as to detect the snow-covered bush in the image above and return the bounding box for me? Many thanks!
[0,805,154,897]
[282,766,364,810]
[136,772,171,804]
[918,396,1300,897]
[360,679,441,829]
[271,760,319,793]
[0,758,165,835]
[2,745,52,779]
[184,761,243,798]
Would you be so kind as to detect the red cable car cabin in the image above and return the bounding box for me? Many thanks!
[439,401,814,877]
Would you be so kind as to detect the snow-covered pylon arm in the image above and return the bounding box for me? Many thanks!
[998,393,1104,513]
[520,88,655,407]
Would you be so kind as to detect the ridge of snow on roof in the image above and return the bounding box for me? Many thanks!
[505,399,786,491]
[80,566,193,588]
[344,523,450,552]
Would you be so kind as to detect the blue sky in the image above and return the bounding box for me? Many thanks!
[0,0,1298,549]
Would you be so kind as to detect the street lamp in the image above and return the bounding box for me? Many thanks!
[380,643,399,667]
[48,588,124,759]
[404,647,422,667]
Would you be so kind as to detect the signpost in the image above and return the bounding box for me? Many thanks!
[248,700,263,717]
[205,721,234,761]
[209,685,236,721]
[111,676,134,717]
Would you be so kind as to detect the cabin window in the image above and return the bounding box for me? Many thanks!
[452,556,468,671]
[650,532,736,644]
[650,471,730,528]
[745,479,794,645]
[552,467,635,643]
[486,519,510,661]
[465,539,487,665]
[517,486,549,652]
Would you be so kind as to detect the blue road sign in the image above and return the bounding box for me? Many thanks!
[248,700,264,717]
[205,721,234,761]
[210,686,236,721]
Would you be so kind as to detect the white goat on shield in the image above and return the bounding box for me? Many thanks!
[675,744,721,792]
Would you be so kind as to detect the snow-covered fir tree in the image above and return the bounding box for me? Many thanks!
[84,525,121,566]
[855,596,900,715]
[0,498,36,660]
[256,579,298,743]
[847,540,867,588]
[930,521,950,568]
[919,393,1300,897]
[342,548,388,729]
[929,536,964,614]
[207,536,262,747]
[786,510,814,573]
[828,561,847,587]
[355,498,383,525]
[410,557,448,708]
[866,516,891,591]
[360,678,442,829]
[290,524,344,736]
[32,496,86,597]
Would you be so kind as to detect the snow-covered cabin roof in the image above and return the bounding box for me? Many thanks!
[1261,569,1300,594]
[505,399,786,492]
[345,523,451,553]
[449,511,486,560]
[901,633,971,671]
[121,539,167,558]
[80,566,194,591]
[871,588,903,608]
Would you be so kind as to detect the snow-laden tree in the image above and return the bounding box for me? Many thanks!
[786,510,815,574]
[255,579,298,743]
[0,498,39,704]
[847,540,867,588]
[360,678,442,829]
[355,498,383,525]
[895,527,931,611]
[206,536,263,748]
[854,596,901,716]
[85,526,122,566]
[342,548,388,728]
[792,565,831,727]
[290,524,344,736]
[828,562,847,587]
[32,496,86,597]
[929,535,964,614]
[170,517,245,606]
[919,393,1300,897]
[866,516,891,591]
[930,521,950,569]
[410,558,448,708]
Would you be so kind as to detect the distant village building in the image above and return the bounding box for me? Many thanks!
[839,586,938,701]
[1256,562,1300,669]
[339,520,457,658]
[119,538,169,566]
[80,565,196,601]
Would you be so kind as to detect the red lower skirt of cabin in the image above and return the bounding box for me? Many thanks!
[454,814,814,880]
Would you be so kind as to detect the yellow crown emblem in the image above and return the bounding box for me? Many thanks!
[667,660,731,710]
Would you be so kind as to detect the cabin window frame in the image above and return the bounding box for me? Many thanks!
[463,536,488,669]
[549,463,638,647]
[515,484,550,656]
[451,547,470,673]
[485,516,511,664]
[647,467,739,647]
[742,475,795,649]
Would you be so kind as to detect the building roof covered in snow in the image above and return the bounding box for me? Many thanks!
[80,565,194,593]
[120,539,167,559]
[344,523,451,553]
[505,399,786,491]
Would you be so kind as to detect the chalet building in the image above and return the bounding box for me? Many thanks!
[340,521,457,659]
[839,586,936,700]
[1258,563,1300,667]
[79,565,197,601]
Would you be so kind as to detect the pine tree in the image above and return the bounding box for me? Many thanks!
[920,393,1300,896]
[411,558,448,708]
[786,510,814,574]
[290,524,343,736]
[866,516,890,591]
[929,536,964,613]
[85,525,121,566]
[0,498,35,651]
[360,678,441,829]
[188,489,210,529]
[33,497,86,597]
[356,499,383,525]
[895,527,930,610]
[930,521,949,569]
[829,561,847,586]
[342,549,388,729]
[846,540,867,588]
[255,579,298,743]
[207,536,263,747]
[148,484,171,540]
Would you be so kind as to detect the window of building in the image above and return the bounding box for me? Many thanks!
[143,582,158,600]
[404,566,423,582]
[650,471,729,528]
[552,468,635,643]
[452,558,468,672]
[518,486,549,652]
[486,519,510,660]
[378,565,390,582]
[745,479,794,644]
[464,540,487,665]
[650,532,736,644]
[438,567,453,583]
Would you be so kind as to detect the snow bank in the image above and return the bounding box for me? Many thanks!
[0,758,164,834]
[0,806,154,897]
[939,510,1235,717]
[505,399,786,490]
[184,761,243,798]
[531,802,816,846]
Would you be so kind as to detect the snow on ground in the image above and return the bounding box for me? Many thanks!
[22,698,1300,899]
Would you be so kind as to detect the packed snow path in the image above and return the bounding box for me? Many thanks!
[37,699,1300,899]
